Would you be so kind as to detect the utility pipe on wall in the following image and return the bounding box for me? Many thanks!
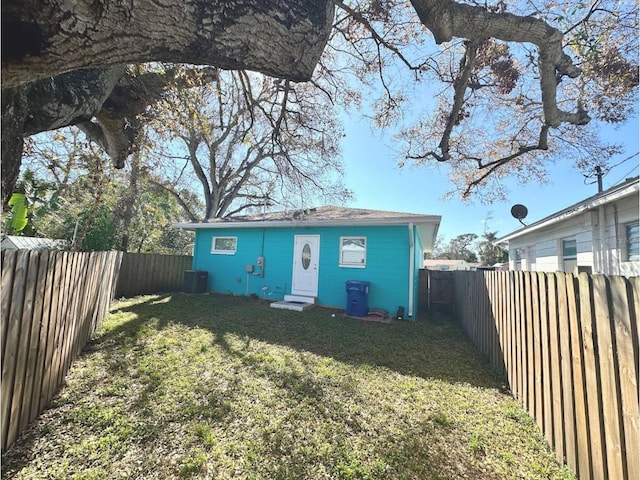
[613,203,621,275]
[598,205,608,274]
[408,223,415,318]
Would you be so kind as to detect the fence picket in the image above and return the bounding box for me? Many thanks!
[537,272,553,444]
[1,252,17,368]
[56,252,76,387]
[49,252,70,391]
[30,251,56,419]
[39,252,64,413]
[61,253,82,379]
[556,272,577,471]
[592,275,627,480]
[525,273,536,417]
[503,272,526,406]
[18,251,45,434]
[77,252,98,349]
[1,251,29,450]
[546,273,565,463]
[614,276,639,480]
[531,273,544,431]
[26,251,49,424]
[7,251,39,448]
[564,273,592,478]
[578,273,606,480]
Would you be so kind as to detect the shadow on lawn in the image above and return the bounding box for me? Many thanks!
[103,292,505,391]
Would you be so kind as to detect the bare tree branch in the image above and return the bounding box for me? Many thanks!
[439,39,481,160]
[409,0,589,129]
[460,124,550,197]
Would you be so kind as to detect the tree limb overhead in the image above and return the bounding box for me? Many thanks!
[409,0,589,131]
[2,0,334,88]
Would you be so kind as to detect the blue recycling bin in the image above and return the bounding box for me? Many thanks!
[346,280,370,317]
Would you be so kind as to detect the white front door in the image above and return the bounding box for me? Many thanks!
[291,235,320,296]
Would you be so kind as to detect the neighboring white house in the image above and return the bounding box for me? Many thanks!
[423,259,472,271]
[496,177,639,277]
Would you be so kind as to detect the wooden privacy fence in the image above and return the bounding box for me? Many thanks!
[114,253,192,298]
[1,251,193,452]
[453,270,639,480]
[1,250,122,452]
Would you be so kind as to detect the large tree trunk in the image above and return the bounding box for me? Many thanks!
[1,87,27,203]
[2,0,334,89]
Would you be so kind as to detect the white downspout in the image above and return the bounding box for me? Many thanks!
[408,224,415,318]
[591,211,600,273]
[613,203,621,275]
[599,205,608,275]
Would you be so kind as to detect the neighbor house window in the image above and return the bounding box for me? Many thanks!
[562,239,577,273]
[626,222,639,261]
[211,236,237,254]
[340,237,366,268]
[514,249,523,271]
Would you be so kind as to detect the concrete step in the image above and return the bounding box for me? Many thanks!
[284,294,316,304]
[270,300,316,312]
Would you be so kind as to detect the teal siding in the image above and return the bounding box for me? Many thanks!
[192,224,418,317]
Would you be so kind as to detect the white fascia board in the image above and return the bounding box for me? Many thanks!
[496,181,639,244]
[174,215,442,231]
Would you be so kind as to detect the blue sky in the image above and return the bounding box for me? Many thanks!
[340,114,639,242]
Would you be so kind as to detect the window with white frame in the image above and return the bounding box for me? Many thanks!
[562,238,577,273]
[514,248,523,271]
[211,236,237,254]
[339,237,366,267]
[626,222,639,261]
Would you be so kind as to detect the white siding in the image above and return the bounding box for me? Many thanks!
[612,195,640,276]
[506,193,639,276]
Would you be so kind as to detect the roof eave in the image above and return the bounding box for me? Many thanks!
[174,215,441,231]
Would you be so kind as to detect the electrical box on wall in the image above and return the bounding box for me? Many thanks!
[255,256,265,277]
[245,264,254,273]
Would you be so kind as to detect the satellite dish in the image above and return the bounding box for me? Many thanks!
[510,204,528,226]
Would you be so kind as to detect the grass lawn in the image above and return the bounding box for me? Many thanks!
[2,293,574,480]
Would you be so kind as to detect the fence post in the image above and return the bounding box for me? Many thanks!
[1,251,29,451]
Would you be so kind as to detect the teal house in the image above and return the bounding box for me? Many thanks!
[175,206,440,319]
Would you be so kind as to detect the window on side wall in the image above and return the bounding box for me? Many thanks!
[562,239,577,273]
[626,222,639,261]
[340,236,366,268]
[514,248,523,271]
[211,236,237,255]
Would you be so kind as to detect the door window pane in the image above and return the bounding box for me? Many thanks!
[302,243,311,269]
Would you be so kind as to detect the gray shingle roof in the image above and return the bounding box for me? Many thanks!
[216,205,436,223]
[174,205,441,250]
